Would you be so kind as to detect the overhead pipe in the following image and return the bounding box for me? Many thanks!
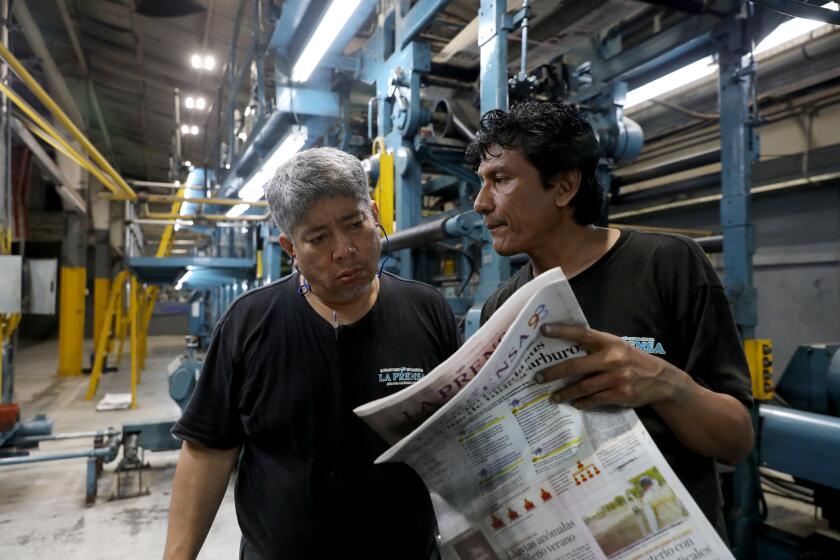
[0,43,136,200]
[613,173,719,205]
[3,89,122,196]
[614,149,720,187]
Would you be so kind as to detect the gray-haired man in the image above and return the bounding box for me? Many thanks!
[164,147,460,559]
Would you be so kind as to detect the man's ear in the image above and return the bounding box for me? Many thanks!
[279,233,295,260]
[551,169,582,209]
[369,200,380,224]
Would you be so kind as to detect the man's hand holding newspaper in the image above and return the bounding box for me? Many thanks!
[354,268,734,560]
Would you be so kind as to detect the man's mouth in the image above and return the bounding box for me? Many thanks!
[336,267,363,282]
[486,221,507,233]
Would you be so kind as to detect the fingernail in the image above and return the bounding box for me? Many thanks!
[534,372,544,384]
[540,324,552,335]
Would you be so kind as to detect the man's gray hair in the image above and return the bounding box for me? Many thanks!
[265,146,371,236]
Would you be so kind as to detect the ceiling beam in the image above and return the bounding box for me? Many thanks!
[57,0,115,159]
[12,0,86,128]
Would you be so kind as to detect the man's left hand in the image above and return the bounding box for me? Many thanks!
[535,323,690,410]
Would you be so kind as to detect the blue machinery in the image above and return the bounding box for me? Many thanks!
[2,1,840,556]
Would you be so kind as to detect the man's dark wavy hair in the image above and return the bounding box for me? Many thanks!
[465,101,604,226]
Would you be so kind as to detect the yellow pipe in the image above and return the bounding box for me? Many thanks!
[93,278,110,350]
[2,88,124,197]
[102,193,268,207]
[156,188,187,258]
[86,271,129,400]
[0,43,137,201]
[57,267,86,377]
[144,211,270,222]
[23,119,122,196]
[130,276,139,409]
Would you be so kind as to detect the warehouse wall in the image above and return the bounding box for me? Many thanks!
[624,183,840,379]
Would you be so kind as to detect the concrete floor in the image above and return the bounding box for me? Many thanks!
[0,336,239,559]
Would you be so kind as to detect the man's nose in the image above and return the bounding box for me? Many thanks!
[332,232,356,260]
[473,184,492,215]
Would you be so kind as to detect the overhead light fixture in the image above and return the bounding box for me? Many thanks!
[190,53,215,71]
[291,0,362,82]
[183,160,192,167]
[227,126,308,217]
[226,203,250,218]
[190,125,199,135]
[175,269,194,290]
[180,124,190,135]
[175,180,181,186]
[238,131,248,141]
[185,96,195,109]
[244,105,252,117]
[225,163,231,169]
[625,56,717,109]
[195,97,207,110]
[754,2,837,54]
[624,2,836,110]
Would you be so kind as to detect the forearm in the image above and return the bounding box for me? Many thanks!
[653,369,754,465]
[164,441,240,560]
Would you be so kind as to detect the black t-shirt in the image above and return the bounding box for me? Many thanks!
[480,228,752,538]
[172,272,461,559]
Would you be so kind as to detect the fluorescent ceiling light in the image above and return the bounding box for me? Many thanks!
[185,96,195,109]
[625,2,836,109]
[203,55,215,70]
[190,54,202,68]
[237,126,308,202]
[195,97,206,110]
[184,160,192,167]
[755,2,837,54]
[226,203,250,218]
[180,124,190,134]
[190,125,199,135]
[291,0,362,82]
[175,270,193,290]
[625,56,717,108]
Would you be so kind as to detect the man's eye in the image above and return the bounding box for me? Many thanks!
[308,235,325,244]
[351,220,364,229]
[495,176,507,183]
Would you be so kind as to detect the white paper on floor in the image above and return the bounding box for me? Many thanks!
[95,393,132,411]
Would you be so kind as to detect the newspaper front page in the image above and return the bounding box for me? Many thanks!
[354,268,734,560]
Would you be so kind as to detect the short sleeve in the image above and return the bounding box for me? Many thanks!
[440,295,463,355]
[171,316,244,449]
[676,255,753,409]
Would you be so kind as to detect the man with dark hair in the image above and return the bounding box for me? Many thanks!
[467,101,753,540]
[164,147,460,560]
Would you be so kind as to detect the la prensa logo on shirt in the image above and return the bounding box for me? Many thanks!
[622,336,666,355]
[378,367,425,386]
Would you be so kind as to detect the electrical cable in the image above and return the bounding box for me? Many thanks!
[434,242,476,296]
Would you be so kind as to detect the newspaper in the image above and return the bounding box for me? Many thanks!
[354,268,734,560]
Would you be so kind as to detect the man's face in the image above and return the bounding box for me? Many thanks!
[474,146,564,256]
[280,196,381,303]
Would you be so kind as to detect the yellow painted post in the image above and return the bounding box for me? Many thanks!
[140,286,158,376]
[114,278,127,365]
[85,271,128,400]
[92,277,110,350]
[372,138,395,235]
[129,276,139,409]
[57,266,86,376]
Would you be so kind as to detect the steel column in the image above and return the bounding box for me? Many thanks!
[465,0,511,338]
[718,16,760,560]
